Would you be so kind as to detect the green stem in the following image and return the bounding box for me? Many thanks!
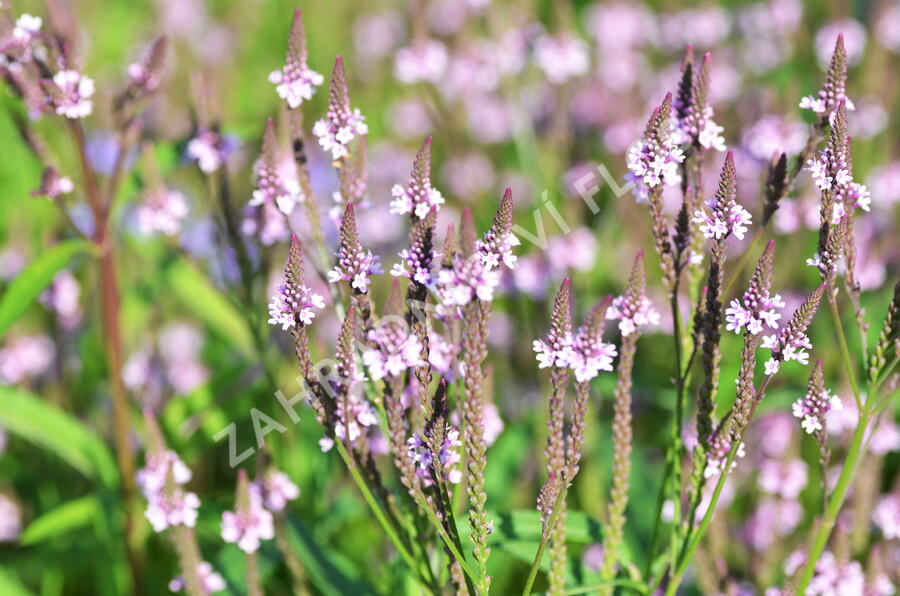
[332,441,434,592]
[794,408,870,592]
[826,281,862,408]
[522,479,567,596]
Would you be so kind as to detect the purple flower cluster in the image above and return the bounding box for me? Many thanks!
[136,450,200,533]
[47,70,96,119]
[268,10,324,108]
[249,135,305,217]
[625,100,685,202]
[873,493,900,540]
[799,35,855,121]
[136,189,188,237]
[606,293,660,337]
[792,384,842,435]
[313,57,368,161]
[389,172,444,220]
[186,130,234,174]
[221,483,275,554]
[703,432,746,479]
[406,426,463,486]
[168,562,226,594]
[319,394,379,453]
[725,292,785,335]
[362,319,425,380]
[532,323,617,383]
[267,279,325,330]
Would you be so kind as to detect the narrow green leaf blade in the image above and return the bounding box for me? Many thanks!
[20,496,100,545]
[0,239,88,338]
[0,386,118,488]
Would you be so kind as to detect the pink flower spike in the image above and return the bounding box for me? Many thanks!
[269,9,324,108]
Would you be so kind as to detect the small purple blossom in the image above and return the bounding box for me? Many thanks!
[761,284,824,375]
[269,9,324,108]
[606,294,660,337]
[186,129,234,174]
[393,40,448,84]
[758,458,808,499]
[256,470,300,513]
[362,318,425,380]
[533,33,590,85]
[625,96,685,202]
[792,383,842,435]
[221,484,275,554]
[725,293,785,335]
[318,394,379,453]
[32,167,74,200]
[47,70,95,119]
[267,281,325,330]
[136,189,189,236]
[703,432,745,479]
[328,206,383,293]
[168,562,226,594]
[389,175,444,220]
[406,426,463,485]
[873,493,900,540]
[800,34,855,121]
[313,56,368,161]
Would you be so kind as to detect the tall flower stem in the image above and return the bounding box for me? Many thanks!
[68,121,142,591]
[826,281,862,407]
[794,406,870,592]
[521,476,566,596]
[599,333,637,592]
[664,375,773,596]
[332,440,436,593]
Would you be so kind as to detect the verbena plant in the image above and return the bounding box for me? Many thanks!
[0,3,897,595]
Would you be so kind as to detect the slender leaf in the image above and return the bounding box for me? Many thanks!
[0,386,118,488]
[166,260,254,354]
[0,239,88,338]
[0,567,33,596]
[20,496,100,545]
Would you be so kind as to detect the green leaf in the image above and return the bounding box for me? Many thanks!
[0,239,88,339]
[0,567,33,596]
[0,386,118,488]
[283,515,375,596]
[20,496,100,545]
[166,260,254,354]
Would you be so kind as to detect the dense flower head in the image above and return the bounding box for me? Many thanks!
[873,493,900,540]
[186,129,234,174]
[269,9,323,108]
[255,470,299,513]
[328,204,382,292]
[0,334,55,384]
[221,481,275,554]
[267,280,325,330]
[362,317,425,380]
[435,196,517,313]
[319,394,379,453]
[389,138,445,219]
[391,201,436,288]
[124,36,168,97]
[725,272,785,336]
[562,315,618,382]
[704,431,746,479]
[46,70,95,119]
[136,189,188,236]
[249,121,305,217]
[427,331,459,379]
[31,167,74,200]
[313,56,368,161]
[136,449,192,497]
[269,236,326,329]
[607,252,660,336]
[168,562,226,594]
[762,284,825,375]
[799,34,855,121]
[757,458,808,499]
[625,94,685,202]
[12,14,42,44]
[533,32,590,84]
[673,50,726,151]
[406,426,463,486]
[793,360,843,435]
[393,39,448,84]
[136,448,200,533]
[475,189,519,271]
[693,152,752,240]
